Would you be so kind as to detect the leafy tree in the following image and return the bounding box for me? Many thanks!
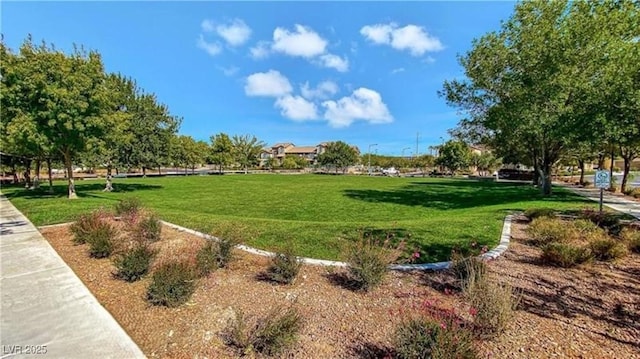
[209,132,233,173]
[317,141,359,173]
[435,141,471,174]
[231,134,266,174]
[281,155,308,169]
[470,152,501,176]
[440,1,637,195]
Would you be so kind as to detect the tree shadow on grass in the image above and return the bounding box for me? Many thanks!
[4,182,163,199]
[343,181,592,211]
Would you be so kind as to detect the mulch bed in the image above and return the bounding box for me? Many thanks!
[40,216,640,358]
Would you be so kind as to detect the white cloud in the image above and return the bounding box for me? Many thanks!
[318,54,349,72]
[275,95,318,121]
[216,19,252,46]
[391,67,405,74]
[250,41,271,59]
[360,23,443,56]
[201,19,215,33]
[217,65,239,77]
[300,81,339,100]
[272,24,327,58]
[423,56,436,64]
[244,70,293,97]
[197,34,222,56]
[322,88,393,128]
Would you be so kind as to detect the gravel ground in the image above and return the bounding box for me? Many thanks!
[40,217,640,358]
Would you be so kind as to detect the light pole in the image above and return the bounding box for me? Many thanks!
[368,143,378,175]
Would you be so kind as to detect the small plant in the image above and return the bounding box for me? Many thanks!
[266,247,302,284]
[623,187,640,198]
[589,237,628,261]
[196,241,218,277]
[147,261,197,307]
[134,213,162,243]
[115,197,142,218]
[541,242,593,267]
[345,233,402,291]
[572,219,600,235]
[527,217,577,246]
[70,210,110,245]
[85,221,117,258]
[216,237,238,268]
[463,277,519,338]
[524,207,556,220]
[620,227,640,253]
[450,251,487,289]
[394,304,477,359]
[226,306,303,356]
[113,245,156,282]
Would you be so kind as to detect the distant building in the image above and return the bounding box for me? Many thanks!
[259,141,357,167]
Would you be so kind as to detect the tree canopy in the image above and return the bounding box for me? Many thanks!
[317,141,359,173]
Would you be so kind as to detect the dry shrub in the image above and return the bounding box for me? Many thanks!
[147,261,197,307]
[527,217,577,246]
[114,197,142,218]
[589,237,629,261]
[524,208,556,221]
[620,227,640,253]
[464,277,519,338]
[345,232,403,291]
[450,252,487,289]
[580,209,623,235]
[226,305,303,356]
[113,245,156,282]
[70,209,112,245]
[133,213,162,243]
[266,247,302,284]
[541,242,593,267]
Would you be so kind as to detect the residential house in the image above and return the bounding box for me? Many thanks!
[258,141,357,168]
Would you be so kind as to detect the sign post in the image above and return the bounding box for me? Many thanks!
[594,170,611,214]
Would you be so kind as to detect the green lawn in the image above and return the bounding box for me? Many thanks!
[2,175,595,262]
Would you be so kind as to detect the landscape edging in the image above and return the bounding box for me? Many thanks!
[38,215,513,271]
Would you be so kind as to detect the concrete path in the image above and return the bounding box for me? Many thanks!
[562,186,640,219]
[0,195,145,358]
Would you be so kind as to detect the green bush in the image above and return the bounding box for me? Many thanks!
[113,245,156,282]
[541,242,593,268]
[196,241,218,277]
[115,197,142,217]
[623,187,640,198]
[620,228,640,253]
[589,237,628,261]
[86,222,117,258]
[267,248,302,284]
[147,261,197,307]
[70,210,110,245]
[464,278,519,338]
[216,237,237,268]
[227,306,303,356]
[346,236,399,291]
[134,214,162,243]
[524,208,556,220]
[527,217,576,246]
[394,316,477,359]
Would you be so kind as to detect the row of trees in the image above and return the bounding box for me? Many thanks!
[441,0,639,195]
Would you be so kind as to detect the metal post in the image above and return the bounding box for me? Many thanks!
[599,188,604,214]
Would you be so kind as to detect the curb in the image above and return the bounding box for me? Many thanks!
[161,214,513,271]
[37,216,513,272]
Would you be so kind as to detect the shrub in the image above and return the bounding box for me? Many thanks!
[572,219,600,235]
[623,187,640,198]
[113,245,156,282]
[227,306,303,356]
[134,214,162,243]
[524,208,556,220]
[620,228,640,253]
[541,242,592,267]
[85,221,117,258]
[580,209,622,235]
[464,278,519,338]
[196,241,218,277]
[394,313,476,359]
[215,237,238,268]
[70,210,110,245]
[115,197,142,218]
[450,251,487,289]
[527,217,576,246]
[589,237,628,261]
[346,235,401,291]
[266,248,302,284]
[147,261,197,307]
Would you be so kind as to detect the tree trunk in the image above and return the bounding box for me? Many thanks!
[609,147,616,192]
[158,165,162,175]
[115,167,119,175]
[33,159,41,189]
[578,159,585,185]
[46,158,53,193]
[142,166,147,177]
[24,159,32,189]
[107,162,112,177]
[63,150,77,199]
[620,146,638,193]
[11,163,18,183]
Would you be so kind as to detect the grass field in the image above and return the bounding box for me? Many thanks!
[2,174,595,262]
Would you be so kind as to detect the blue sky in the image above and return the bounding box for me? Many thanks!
[2,1,515,155]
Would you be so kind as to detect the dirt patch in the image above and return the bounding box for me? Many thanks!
[40,218,640,358]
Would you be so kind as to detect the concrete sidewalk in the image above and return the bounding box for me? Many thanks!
[0,195,145,358]
[562,186,640,219]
